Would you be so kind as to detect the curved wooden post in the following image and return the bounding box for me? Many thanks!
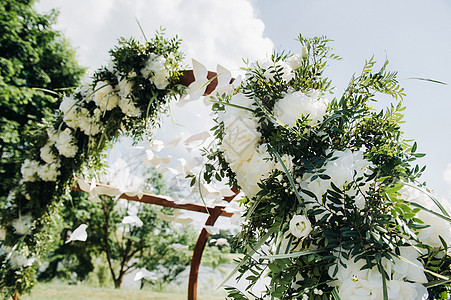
[187,188,239,300]
[188,206,225,300]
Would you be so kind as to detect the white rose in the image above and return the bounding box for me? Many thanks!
[40,142,57,164]
[273,91,328,128]
[119,99,141,117]
[287,54,303,69]
[289,214,312,238]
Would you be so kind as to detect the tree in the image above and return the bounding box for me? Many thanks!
[0,0,85,201]
[39,167,195,289]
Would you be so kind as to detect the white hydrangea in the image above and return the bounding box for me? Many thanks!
[21,159,40,182]
[12,214,33,235]
[141,54,170,90]
[59,96,102,135]
[273,90,328,128]
[93,81,120,111]
[40,142,57,164]
[59,95,79,129]
[37,161,61,181]
[53,128,78,158]
[399,185,451,248]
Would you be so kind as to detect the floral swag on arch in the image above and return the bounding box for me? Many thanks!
[1,31,451,300]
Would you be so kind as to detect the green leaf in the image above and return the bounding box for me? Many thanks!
[258,248,325,260]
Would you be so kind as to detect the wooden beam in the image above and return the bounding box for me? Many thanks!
[72,182,233,218]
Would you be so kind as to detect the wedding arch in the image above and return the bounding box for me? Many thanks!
[2,32,451,300]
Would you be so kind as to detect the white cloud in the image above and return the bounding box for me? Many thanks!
[35,0,273,72]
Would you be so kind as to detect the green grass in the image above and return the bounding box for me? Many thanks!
[21,283,225,300]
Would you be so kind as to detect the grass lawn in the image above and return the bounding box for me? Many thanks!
[21,283,226,300]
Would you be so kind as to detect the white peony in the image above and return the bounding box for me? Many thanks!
[301,149,373,213]
[383,247,427,283]
[235,144,275,198]
[399,185,451,248]
[93,81,120,111]
[273,90,328,128]
[289,214,312,238]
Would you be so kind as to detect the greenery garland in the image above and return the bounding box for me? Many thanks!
[0,32,184,298]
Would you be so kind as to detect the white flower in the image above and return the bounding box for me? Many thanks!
[54,128,78,157]
[117,77,133,99]
[59,95,79,129]
[218,92,255,128]
[40,142,58,164]
[222,118,261,170]
[141,53,170,90]
[287,54,303,69]
[93,81,120,111]
[273,90,328,128]
[12,214,33,235]
[8,252,30,269]
[384,247,427,283]
[118,99,141,117]
[74,73,94,96]
[66,224,88,243]
[289,215,312,238]
[21,159,40,182]
[301,149,373,213]
[399,185,451,248]
[37,161,61,181]
[259,59,294,82]
[234,144,275,198]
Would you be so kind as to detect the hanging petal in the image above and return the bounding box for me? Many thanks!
[66,224,88,244]
[122,215,143,227]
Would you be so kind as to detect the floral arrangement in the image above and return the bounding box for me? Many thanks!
[2,29,450,300]
[199,35,451,299]
[0,32,184,297]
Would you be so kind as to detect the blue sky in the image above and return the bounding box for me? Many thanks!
[36,0,451,197]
